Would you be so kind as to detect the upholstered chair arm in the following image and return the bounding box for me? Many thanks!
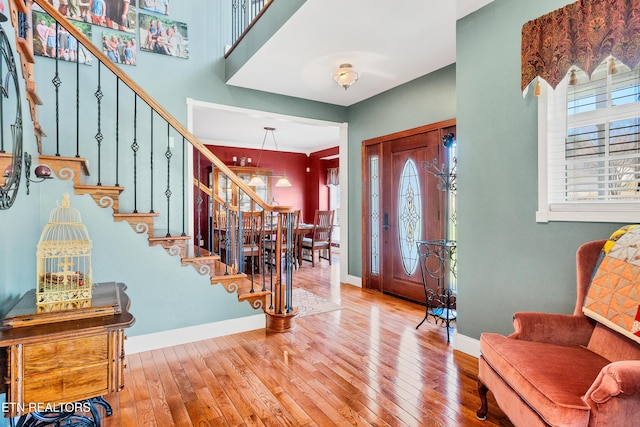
[585,361,640,403]
[509,312,595,345]
[583,361,640,425]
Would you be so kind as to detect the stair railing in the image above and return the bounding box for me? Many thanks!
[18,0,297,322]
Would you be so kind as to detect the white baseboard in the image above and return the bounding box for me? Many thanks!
[343,274,362,287]
[125,314,266,354]
[454,333,480,358]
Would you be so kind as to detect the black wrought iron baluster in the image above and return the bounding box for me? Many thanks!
[196,150,202,258]
[285,211,294,313]
[53,22,61,156]
[231,0,239,43]
[75,41,80,157]
[18,10,27,40]
[181,136,186,237]
[223,175,230,276]
[237,209,244,274]
[206,165,212,254]
[115,79,120,186]
[248,209,256,293]
[149,110,154,213]
[268,210,275,308]
[94,62,103,185]
[260,212,267,292]
[131,95,139,213]
[165,124,172,237]
[0,48,3,153]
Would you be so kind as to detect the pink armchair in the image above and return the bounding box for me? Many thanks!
[477,239,640,426]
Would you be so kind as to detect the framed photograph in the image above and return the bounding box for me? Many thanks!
[102,31,137,65]
[139,13,188,59]
[33,11,94,65]
[139,0,169,16]
[36,1,137,33]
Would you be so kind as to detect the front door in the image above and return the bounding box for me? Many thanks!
[363,120,455,303]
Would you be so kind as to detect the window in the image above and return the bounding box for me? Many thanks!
[537,58,640,222]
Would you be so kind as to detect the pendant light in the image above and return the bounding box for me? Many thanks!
[249,127,292,187]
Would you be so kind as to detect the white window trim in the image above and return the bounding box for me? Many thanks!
[536,80,640,223]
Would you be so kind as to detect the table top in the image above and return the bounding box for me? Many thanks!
[0,282,134,346]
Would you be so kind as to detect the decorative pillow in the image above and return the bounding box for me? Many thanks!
[583,225,640,344]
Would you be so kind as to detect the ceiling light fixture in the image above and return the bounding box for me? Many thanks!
[333,63,359,90]
[248,127,292,188]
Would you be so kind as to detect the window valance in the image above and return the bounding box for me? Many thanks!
[521,0,640,91]
[327,167,339,186]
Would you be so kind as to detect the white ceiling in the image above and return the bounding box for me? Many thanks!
[192,0,493,154]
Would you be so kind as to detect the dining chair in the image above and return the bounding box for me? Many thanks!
[301,210,335,266]
[240,211,263,274]
[264,210,300,269]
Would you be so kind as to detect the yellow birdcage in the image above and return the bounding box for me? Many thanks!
[36,193,92,307]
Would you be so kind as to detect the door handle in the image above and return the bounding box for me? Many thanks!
[382,212,390,230]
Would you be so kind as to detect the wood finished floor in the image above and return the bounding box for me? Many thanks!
[101,254,512,427]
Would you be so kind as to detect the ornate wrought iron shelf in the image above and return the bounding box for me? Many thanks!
[416,239,457,343]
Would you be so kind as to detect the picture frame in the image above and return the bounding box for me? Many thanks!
[139,12,188,59]
[33,11,94,65]
[139,0,170,16]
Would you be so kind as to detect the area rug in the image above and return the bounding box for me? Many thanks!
[292,288,342,317]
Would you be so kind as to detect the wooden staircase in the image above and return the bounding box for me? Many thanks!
[7,0,293,329]
[39,155,271,309]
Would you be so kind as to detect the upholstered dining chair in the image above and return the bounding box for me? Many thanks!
[301,210,335,266]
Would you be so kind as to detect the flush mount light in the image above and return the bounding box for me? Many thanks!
[333,63,359,90]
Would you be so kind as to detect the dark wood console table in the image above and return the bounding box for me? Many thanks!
[0,282,134,425]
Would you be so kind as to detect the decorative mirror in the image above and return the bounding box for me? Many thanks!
[0,15,24,210]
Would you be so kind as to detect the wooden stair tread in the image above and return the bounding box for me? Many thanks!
[182,254,220,263]
[10,0,28,13]
[26,81,44,106]
[39,155,90,176]
[16,38,35,65]
[148,234,191,243]
[75,184,124,192]
[238,287,271,301]
[114,212,161,218]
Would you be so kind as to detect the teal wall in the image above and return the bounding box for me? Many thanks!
[456,0,622,339]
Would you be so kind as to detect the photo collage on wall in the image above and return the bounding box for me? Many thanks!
[31,1,187,66]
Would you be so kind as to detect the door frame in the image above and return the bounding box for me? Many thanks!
[361,118,456,294]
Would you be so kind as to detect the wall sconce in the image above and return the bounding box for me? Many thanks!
[333,63,359,90]
[23,152,53,195]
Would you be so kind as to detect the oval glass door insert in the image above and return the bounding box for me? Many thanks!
[397,158,422,275]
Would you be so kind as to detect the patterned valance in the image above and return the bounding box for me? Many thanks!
[522,0,640,91]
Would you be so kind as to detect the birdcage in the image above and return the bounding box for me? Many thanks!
[36,194,92,306]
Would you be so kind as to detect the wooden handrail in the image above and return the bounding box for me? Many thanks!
[32,0,289,214]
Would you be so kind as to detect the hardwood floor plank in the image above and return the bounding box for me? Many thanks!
[139,350,175,427]
[100,256,512,426]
